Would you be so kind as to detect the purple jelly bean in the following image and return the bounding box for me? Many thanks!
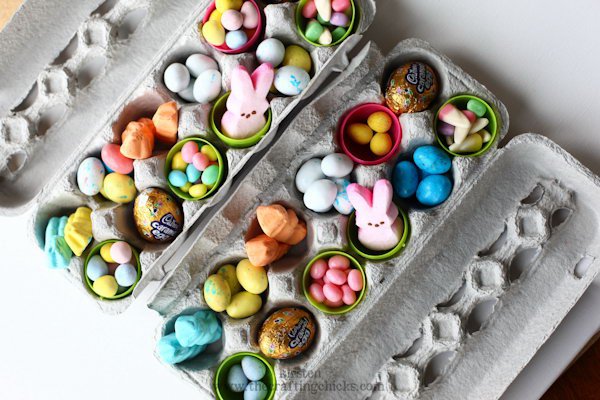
[330,12,349,27]
[438,121,455,136]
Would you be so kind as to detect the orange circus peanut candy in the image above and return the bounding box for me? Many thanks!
[152,101,179,145]
[245,234,290,267]
[256,205,307,245]
[120,120,155,159]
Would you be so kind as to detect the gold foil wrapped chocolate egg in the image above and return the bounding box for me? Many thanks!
[385,62,439,114]
[133,188,183,243]
[258,307,316,360]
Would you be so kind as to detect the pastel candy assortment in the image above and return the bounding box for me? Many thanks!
[86,255,108,281]
[86,240,139,297]
[437,98,493,154]
[301,0,352,45]
[202,0,258,50]
[225,356,270,399]
[164,54,221,103]
[392,145,453,207]
[296,153,354,214]
[167,141,220,199]
[307,254,363,309]
[347,110,394,157]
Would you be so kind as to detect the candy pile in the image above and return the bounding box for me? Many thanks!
[44,206,93,269]
[437,98,492,154]
[133,188,184,243]
[347,111,394,157]
[300,0,353,45]
[295,153,354,214]
[204,260,267,319]
[202,0,259,50]
[258,307,316,360]
[226,356,270,399]
[163,54,221,103]
[168,141,221,198]
[307,254,364,309]
[393,146,453,207]
[245,204,307,266]
[256,38,311,96]
[157,310,222,364]
[384,61,439,114]
[86,241,138,298]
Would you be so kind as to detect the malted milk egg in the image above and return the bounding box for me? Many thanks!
[304,179,337,212]
[193,69,222,104]
[295,158,325,193]
[164,63,190,93]
[321,153,353,178]
[185,54,218,78]
[256,38,285,67]
[274,66,310,96]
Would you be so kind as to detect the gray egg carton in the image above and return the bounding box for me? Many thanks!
[142,39,600,400]
[0,0,375,314]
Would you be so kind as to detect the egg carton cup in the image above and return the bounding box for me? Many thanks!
[0,0,375,314]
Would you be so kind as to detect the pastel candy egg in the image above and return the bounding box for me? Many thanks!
[164,63,190,93]
[77,157,105,196]
[256,38,285,67]
[341,284,357,305]
[467,98,487,117]
[282,45,312,73]
[178,79,196,102]
[310,258,328,279]
[370,132,392,156]
[437,121,455,136]
[209,9,222,21]
[221,9,244,31]
[181,141,199,163]
[244,381,268,400]
[241,355,267,381]
[304,179,337,212]
[185,53,218,78]
[328,255,350,270]
[330,12,349,27]
[302,0,317,18]
[201,164,220,186]
[236,259,268,294]
[317,28,332,45]
[204,274,231,312]
[331,26,347,43]
[180,182,192,193]
[171,152,187,171]
[295,158,325,193]
[333,178,353,215]
[413,145,452,174]
[416,174,452,206]
[347,269,363,291]
[226,291,262,319]
[92,275,119,297]
[347,123,373,145]
[193,69,222,104]
[216,0,243,12]
[321,153,353,178]
[367,111,392,133]
[274,65,310,96]
[323,283,342,303]
[218,263,242,294]
[100,242,114,263]
[240,1,259,29]
[202,20,226,46]
[102,173,136,203]
[201,144,218,161]
[225,30,248,50]
[305,20,324,43]
[309,283,325,303]
[393,161,419,198]
[192,152,210,171]
[227,364,248,393]
[110,241,132,264]
[86,255,108,281]
[332,0,351,12]
[169,170,188,188]
[189,184,208,198]
[326,269,347,286]
[186,164,202,183]
[101,143,134,175]
[115,263,138,287]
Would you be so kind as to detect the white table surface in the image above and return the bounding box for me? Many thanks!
[1,0,600,399]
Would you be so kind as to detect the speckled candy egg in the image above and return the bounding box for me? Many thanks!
[303,179,337,213]
[333,178,353,215]
[193,69,222,104]
[385,61,438,114]
[102,173,136,203]
[236,259,268,294]
[133,188,183,243]
[164,63,191,93]
[185,53,218,78]
[416,174,452,206]
[86,255,108,281]
[393,161,419,198]
[77,157,105,196]
[204,274,231,312]
[274,66,310,96]
[226,291,262,319]
[321,153,353,178]
[227,364,248,393]
[245,381,268,400]
[115,263,138,287]
[295,158,325,193]
[256,38,285,67]
[258,307,316,359]
[241,355,267,381]
[413,145,452,175]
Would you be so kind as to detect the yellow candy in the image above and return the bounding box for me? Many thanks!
[282,45,312,73]
[449,133,483,153]
[215,0,243,12]
[367,111,392,133]
[347,123,373,145]
[208,9,222,21]
[100,243,115,263]
[370,132,393,156]
[204,274,231,312]
[218,264,242,295]
[64,207,93,256]
[226,291,262,319]
[189,183,208,198]
[236,259,268,295]
[201,145,218,161]
[93,275,118,298]
[103,173,136,203]
[180,182,192,193]
[202,20,225,46]
[171,152,187,171]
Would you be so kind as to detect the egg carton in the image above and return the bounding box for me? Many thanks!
[0,0,376,314]
[146,38,600,400]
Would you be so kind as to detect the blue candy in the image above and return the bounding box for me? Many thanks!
[186,164,202,183]
[225,30,248,50]
[393,161,419,198]
[157,332,206,364]
[228,364,249,393]
[241,356,267,381]
[413,146,452,175]
[174,310,222,347]
[44,216,72,269]
[86,255,108,281]
[114,263,138,287]
[168,170,188,188]
[416,175,452,206]
[244,381,268,400]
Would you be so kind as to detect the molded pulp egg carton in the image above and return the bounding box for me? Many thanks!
[0,0,375,314]
[145,39,600,399]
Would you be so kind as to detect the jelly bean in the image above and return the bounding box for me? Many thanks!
[93,275,119,297]
[110,241,132,264]
[315,0,332,21]
[449,133,483,153]
[316,13,328,25]
[209,9,222,22]
[332,0,351,12]
[367,111,392,133]
[310,258,328,279]
[221,9,243,31]
[370,132,392,156]
[201,164,219,186]
[225,30,248,50]
[347,269,363,291]
[202,20,226,46]
[240,1,259,29]
[323,283,342,302]
[322,273,331,284]
[204,274,231,312]
[324,298,344,308]
[215,0,243,12]
[87,255,108,281]
[326,269,347,286]
[348,123,373,145]
[309,283,325,303]
[227,364,248,393]
[393,160,419,198]
[100,242,115,263]
[241,356,267,381]
[115,263,137,287]
[171,152,188,171]
[318,28,332,45]
[192,152,210,171]
[331,26,346,43]
[416,174,452,206]
[330,12,349,27]
[462,110,477,123]
[282,45,312,73]
[305,20,324,43]
[437,121,455,136]
[180,182,192,192]
[201,145,218,161]
[469,118,489,134]
[467,98,487,117]
[218,264,242,295]
[314,278,325,286]
[438,103,470,128]
[164,63,190,93]
[169,170,189,188]
[413,146,451,175]
[341,284,357,305]
[186,163,202,183]
[189,184,208,198]
[181,141,199,163]
[328,255,350,270]
[302,0,318,18]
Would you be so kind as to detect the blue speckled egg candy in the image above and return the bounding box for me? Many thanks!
[416,175,452,206]
[77,157,105,196]
[244,381,268,400]
[86,255,108,281]
[413,146,452,175]
[393,161,419,198]
[241,356,267,381]
[227,364,249,393]
[274,66,310,96]
[114,263,138,287]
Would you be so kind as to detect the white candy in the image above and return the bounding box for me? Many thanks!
[469,118,489,134]
[304,179,337,213]
[274,66,310,96]
[256,38,285,68]
[315,0,332,22]
[178,79,196,102]
[321,153,353,178]
[185,54,218,78]
[296,158,325,193]
[193,69,221,104]
[164,63,190,93]
[318,28,332,45]
[453,124,471,145]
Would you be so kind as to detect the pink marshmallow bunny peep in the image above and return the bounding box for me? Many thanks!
[347,179,403,251]
[221,63,274,139]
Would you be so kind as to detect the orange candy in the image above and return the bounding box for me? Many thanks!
[152,101,179,145]
[245,234,290,267]
[120,119,155,160]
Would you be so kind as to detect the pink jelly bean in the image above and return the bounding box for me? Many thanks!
[310,259,328,279]
[181,142,199,163]
[330,12,349,27]
[101,143,134,175]
[326,269,347,286]
[324,298,344,308]
[314,278,324,286]
[322,274,331,284]
[110,241,132,264]
[302,0,318,18]
[438,121,455,136]
[323,283,342,303]
[192,152,210,171]
[332,0,351,12]
[347,269,363,291]
[328,255,350,270]
[462,110,477,123]
[309,283,325,303]
[341,284,357,305]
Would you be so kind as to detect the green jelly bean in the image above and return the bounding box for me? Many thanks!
[201,164,220,186]
[317,14,329,25]
[305,20,324,43]
[467,98,487,118]
[331,26,347,43]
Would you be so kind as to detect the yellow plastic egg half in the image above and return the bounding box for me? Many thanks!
[236,259,268,295]
[370,132,393,156]
[203,274,231,312]
[347,123,373,145]
[226,291,262,319]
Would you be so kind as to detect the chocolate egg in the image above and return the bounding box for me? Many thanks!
[133,188,183,243]
[385,62,438,114]
[258,307,316,359]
